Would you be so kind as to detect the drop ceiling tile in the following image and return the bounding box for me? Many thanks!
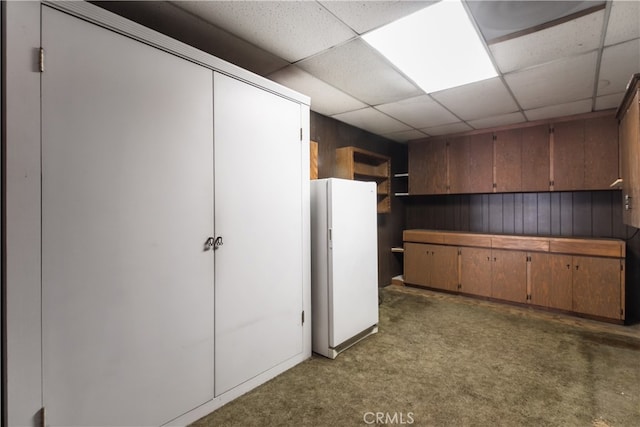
[96,1,288,76]
[420,122,473,136]
[382,129,429,143]
[318,1,435,34]
[268,66,366,116]
[431,77,519,121]
[598,38,640,96]
[375,95,458,129]
[468,1,603,42]
[504,51,598,110]
[298,39,423,105]
[467,112,527,130]
[604,0,640,46]
[332,108,412,135]
[171,1,356,62]
[524,99,592,121]
[595,93,624,111]
[490,10,604,74]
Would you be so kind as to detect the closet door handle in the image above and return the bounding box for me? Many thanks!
[204,236,223,251]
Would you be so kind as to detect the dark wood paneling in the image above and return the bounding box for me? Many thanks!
[503,193,515,234]
[523,193,538,234]
[550,192,562,235]
[538,193,551,235]
[592,191,613,237]
[489,194,503,234]
[310,112,406,287]
[560,192,573,236]
[573,191,592,236]
[514,193,524,234]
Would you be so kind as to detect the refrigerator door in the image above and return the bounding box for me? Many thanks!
[328,179,379,347]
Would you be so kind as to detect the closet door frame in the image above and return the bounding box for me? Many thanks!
[3,2,311,426]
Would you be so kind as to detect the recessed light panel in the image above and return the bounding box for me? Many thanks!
[362,0,497,93]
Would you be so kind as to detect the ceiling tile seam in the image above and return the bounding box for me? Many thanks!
[502,47,601,77]
[591,0,614,111]
[485,3,607,46]
[314,0,362,35]
[460,1,525,125]
[521,97,593,121]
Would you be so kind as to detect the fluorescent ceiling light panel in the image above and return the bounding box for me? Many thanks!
[362,0,497,93]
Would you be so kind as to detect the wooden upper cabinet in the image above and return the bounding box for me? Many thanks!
[448,133,493,194]
[408,138,448,195]
[553,115,618,191]
[408,112,618,195]
[552,120,585,191]
[494,128,522,192]
[521,124,551,191]
[617,74,640,228]
[584,116,618,189]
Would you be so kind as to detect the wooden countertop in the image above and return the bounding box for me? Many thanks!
[403,230,625,258]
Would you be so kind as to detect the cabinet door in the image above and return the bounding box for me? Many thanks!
[529,253,572,311]
[620,89,640,227]
[460,247,492,297]
[449,134,493,194]
[214,72,304,395]
[409,139,448,194]
[572,256,622,319]
[553,120,585,190]
[404,243,431,286]
[491,250,527,303]
[494,129,522,192]
[584,116,618,189]
[41,8,215,426]
[521,125,551,191]
[431,245,459,292]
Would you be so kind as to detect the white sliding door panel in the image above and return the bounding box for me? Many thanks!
[214,73,303,396]
[328,180,379,346]
[41,7,214,426]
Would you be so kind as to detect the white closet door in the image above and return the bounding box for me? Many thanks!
[214,73,304,396]
[41,7,214,426]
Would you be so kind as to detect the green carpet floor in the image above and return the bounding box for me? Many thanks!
[191,286,640,427]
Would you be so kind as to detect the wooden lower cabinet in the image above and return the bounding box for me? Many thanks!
[404,242,431,286]
[459,247,492,297]
[404,243,458,292]
[572,256,623,320]
[403,230,625,322]
[529,253,572,311]
[491,250,527,303]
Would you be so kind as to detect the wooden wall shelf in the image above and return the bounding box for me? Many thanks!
[336,146,391,213]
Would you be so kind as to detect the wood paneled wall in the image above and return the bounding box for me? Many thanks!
[406,190,640,321]
[310,112,407,287]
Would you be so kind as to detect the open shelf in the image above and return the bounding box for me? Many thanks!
[335,146,391,213]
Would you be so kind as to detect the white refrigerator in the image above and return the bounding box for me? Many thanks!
[310,178,379,359]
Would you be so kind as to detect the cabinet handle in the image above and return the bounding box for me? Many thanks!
[575,265,580,270]
[487,256,490,261]
[566,264,570,269]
